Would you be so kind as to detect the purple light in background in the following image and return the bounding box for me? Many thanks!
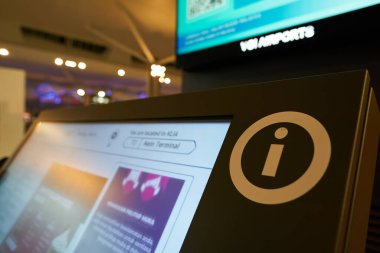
[87,89,94,95]
[35,83,54,96]
[106,89,112,96]
[39,92,61,104]
[54,97,62,104]
[35,83,64,104]
[56,88,67,96]
[138,92,148,99]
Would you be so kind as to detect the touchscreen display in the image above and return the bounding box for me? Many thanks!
[0,121,230,253]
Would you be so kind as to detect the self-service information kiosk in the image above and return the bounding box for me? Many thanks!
[0,70,379,252]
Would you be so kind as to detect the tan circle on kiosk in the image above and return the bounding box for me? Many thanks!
[230,111,331,205]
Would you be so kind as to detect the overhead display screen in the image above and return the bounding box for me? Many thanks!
[177,0,380,55]
[0,121,230,253]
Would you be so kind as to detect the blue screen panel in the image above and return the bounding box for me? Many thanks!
[177,0,380,55]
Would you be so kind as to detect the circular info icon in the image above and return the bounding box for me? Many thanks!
[230,111,331,205]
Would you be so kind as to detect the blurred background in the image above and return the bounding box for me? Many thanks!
[0,0,181,130]
[0,1,379,251]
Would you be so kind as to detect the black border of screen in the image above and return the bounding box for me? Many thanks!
[176,4,380,70]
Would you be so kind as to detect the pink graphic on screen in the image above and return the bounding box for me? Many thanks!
[74,167,185,253]
[122,170,141,194]
[121,170,170,201]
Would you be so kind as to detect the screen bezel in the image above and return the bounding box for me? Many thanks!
[176,3,380,70]
[0,111,232,253]
[0,116,232,178]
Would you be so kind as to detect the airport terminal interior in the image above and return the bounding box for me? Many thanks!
[0,0,380,252]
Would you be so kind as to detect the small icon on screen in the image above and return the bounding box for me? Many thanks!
[107,129,120,147]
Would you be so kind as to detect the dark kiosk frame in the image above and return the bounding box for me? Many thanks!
[1,70,379,252]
